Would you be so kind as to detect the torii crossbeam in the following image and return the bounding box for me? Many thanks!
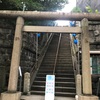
[0,10,100,21]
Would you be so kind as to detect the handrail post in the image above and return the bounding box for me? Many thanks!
[77,37,80,74]
[23,72,30,95]
[70,34,82,96]
[36,33,38,69]
[76,36,82,96]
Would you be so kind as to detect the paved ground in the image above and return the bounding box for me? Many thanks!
[0,94,75,100]
[21,95,75,100]
[1,94,100,100]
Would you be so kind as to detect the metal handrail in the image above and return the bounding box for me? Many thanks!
[53,33,62,75]
[70,34,80,75]
[30,33,53,73]
[30,33,54,85]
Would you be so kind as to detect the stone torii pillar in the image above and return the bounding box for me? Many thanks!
[1,16,24,100]
[79,18,98,100]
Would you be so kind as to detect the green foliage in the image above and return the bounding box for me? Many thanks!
[71,7,82,13]
[86,6,99,13]
[0,0,68,26]
[0,0,68,11]
[95,9,99,13]
[85,6,92,13]
[40,0,68,11]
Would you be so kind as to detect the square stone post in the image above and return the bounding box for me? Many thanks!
[23,72,30,95]
[79,18,98,100]
[1,16,24,100]
[76,74,82,95]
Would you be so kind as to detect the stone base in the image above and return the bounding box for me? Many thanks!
[79,95,99,100]
[1,92,21,100]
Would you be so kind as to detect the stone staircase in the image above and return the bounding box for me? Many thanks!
[31,34,76,97]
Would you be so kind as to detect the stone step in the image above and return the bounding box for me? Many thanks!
[31,85,76,93]
[36,73,74,78]
[39,66,73,70]
[38,69,74,74]
[35,77,75,82]
[32,81,75,87]
[30,90,76,97]
[31,34,76,98]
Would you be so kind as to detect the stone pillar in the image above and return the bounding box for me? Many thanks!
[23,72,30,95]
[81,18,92,94]
[79,18,99,100]
[1,92,21,100]
[76,74,81,95]
[8,16,24,92]
[1,16,24,100]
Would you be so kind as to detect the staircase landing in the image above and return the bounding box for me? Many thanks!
[21,95,75,100]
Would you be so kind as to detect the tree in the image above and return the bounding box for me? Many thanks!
[0,0,68,11]
[71,7,82,13]
[0,0,68,26]
[86,6,99,13]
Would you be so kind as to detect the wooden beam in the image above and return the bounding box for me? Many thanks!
[0,11,100,21]
[23,26,81,33]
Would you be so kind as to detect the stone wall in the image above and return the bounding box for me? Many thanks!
[0,27,13,92]
[0,24,49,92]
[78,23,100,50]
[89,24,100,50]
[20,32,37,73]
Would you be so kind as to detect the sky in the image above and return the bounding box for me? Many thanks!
[62,0,76,12]
[56,0,76,26]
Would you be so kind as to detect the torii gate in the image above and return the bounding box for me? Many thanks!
[0,11,99,100]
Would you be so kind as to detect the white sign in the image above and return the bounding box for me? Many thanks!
[45,75,55,100]
[19,66,22,77]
